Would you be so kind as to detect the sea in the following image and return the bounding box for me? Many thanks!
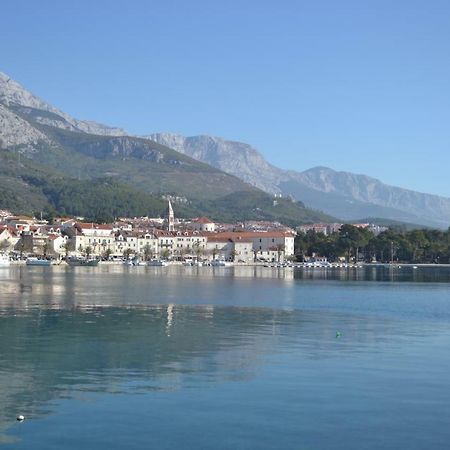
[0,264,449,449]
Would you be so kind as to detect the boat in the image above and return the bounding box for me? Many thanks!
[147,259,168,267]
[211,260,232,267]
[0,254,10,267]
[26,257,51,266]
[67,257,99,267]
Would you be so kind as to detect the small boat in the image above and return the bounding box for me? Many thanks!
[147,259,168,267]
[0,254,10,267]
[26,257,51,266]
[211,260,232,267]
[67,257,99,267]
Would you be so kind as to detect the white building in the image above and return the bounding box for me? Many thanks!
[190,217,216,232]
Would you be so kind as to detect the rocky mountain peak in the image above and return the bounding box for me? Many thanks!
[0,71,126,137]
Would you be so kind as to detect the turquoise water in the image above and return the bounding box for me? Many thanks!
[0,265,449,449]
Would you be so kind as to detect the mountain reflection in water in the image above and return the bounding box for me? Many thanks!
[0,266,449,449]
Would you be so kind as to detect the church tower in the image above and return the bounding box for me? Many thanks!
[165,200,175,231]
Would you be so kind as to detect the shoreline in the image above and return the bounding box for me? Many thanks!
[5,261,450,268]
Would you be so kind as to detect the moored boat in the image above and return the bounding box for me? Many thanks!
[147,259,168,267]
[26,257,51,266]
[0,254,10,267]
[211,260,232,267]
[67,257,99,267]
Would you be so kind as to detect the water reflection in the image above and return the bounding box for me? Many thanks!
[0,304,443,444]
[0,266,449,448]
[0,305,291,441]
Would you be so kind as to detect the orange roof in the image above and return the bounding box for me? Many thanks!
[208,236,252,243]
[204,231,293,239]
[77,222,113,230]
[194,217,214,224]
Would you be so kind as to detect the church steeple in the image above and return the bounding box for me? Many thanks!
[165,200,175,231]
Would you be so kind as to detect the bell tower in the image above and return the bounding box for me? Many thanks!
[165,200,175,231]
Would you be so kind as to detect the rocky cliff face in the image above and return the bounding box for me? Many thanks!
[0,103,50,149]
[147,133,286,194]
[0,71,126,137]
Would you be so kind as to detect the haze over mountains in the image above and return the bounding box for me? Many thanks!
[149,133,450,229]
[1,70,449,228]
[0,71,331,225]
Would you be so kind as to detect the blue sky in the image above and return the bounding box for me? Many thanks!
[2,0,450,196]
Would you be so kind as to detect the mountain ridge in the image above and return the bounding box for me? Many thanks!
[149,133,450,228]
[0,71,126,137]
[0,71,333,226]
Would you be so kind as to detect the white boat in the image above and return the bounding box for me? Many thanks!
[26,257,51,266]
[0,254,10,267]
[147,259,169,267]
[211,260,232,267]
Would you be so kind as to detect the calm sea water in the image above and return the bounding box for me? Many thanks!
[0,265,449,449]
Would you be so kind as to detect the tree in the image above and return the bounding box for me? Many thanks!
[0,240,10,253]
[123,248,133,259]
[193,242,203,261]
[42,241,50,258]
[160,248,171,260]
[142,244,153,261]
[62,241,71,259]
[103,247,112,260]
[17,239,26,259]
[84,246,93,259]
[229,249,238,262]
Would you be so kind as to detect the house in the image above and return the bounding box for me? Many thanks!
[154,230,207,259]
[190,217,216,232]
[204,231,295,260]
[205,236,253,263]
[47,234,69,256]
[0,226,20,252]
[67,223,115,256]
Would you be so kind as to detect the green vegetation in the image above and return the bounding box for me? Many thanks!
[296,225,450,264]
[0,142,338,224]
[352,217,431,231]
[0,151,170,221]
[195,191,335,226]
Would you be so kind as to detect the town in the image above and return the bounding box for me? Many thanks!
[0,202,389,266]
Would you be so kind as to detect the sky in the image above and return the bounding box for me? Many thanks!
[1,0,450,196]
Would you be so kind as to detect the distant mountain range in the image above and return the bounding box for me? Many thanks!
[2,70,449,228]
[0,71,332,225]
[149,133,450,229]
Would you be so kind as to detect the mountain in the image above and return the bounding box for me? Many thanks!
[149,133,450,229]
[0,71,332,225]
[146,133,285,194]
[0,72,126,137]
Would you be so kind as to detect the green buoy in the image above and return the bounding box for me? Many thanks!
[336,331,342,338]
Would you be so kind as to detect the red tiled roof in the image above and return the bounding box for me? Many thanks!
[77,222,113,230]
[194,217,214,224]
[203,231,293,239]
